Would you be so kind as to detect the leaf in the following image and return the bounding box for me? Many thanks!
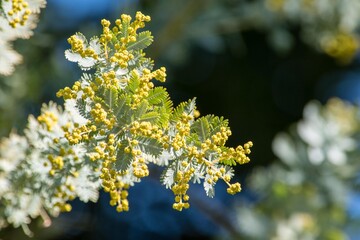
[81,73,93,83]
[191,163,205,184]
[218,147,237,166]
[74,32,88,44]
[120,19,130,39]
[147,87,169,105]
[77,58,97,70]
[157,105,171,128]
[135,136,163,157]
[206,115,229,136]
[113,95,127,116]
[170,98,196,123]
[140,111,159,123]
[115,142,133,171]
[204,174,215,198]
[132,54,154,72]
[65,50,96,70]
[127,31,153,51]
[187,133,200,145]
[161,165,176,189]
[219,158,237,166]
[89,36,101,54]
[126,71,140,94]
[144,150,173,166]
[64,99,88,125]
[224,165,235,178]
[113,95,131,125]
[76,99,91,119]
[191,117,210,142]
[104,86,118,110]
[64,50,82,63]
[133,100,148,119]
[153,90,173,128]
[72,166,100,203]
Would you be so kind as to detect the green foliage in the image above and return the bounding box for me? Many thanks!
[115,142,134,171]
[191,116,210,142]
[147,87,169,105]
[135,136,163,157]
[127,31,153,51]
[104,87,119,110]
[170,98,196,123]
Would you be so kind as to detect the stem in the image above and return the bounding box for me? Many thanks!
[21,223,33,237]
[40,207,52,227]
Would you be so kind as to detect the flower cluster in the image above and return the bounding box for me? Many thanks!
[0,0,46,75]
[0,12,252,235]
[4,0,32,28]
[59,12,252,212]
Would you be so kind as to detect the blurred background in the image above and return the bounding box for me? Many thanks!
[2,0,360,239]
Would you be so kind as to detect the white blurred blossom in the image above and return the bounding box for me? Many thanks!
[0,0,46,75]
[272,213,315,240]
[237,99,359,240]
[0,101,100,234]
[297,100,357,165]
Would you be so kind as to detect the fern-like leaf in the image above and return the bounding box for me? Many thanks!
[160,163,176,189]
[76,99,91,119]
[132,53,154,72]
[170,98,196,123]
[127,31,153,51]
[135,136,163,157]
[192,117,210,142]
[218,147,237,166]
[140,111,159,123]
[115,141,134,171]
[133,100,148,120]
[207,115,229,136]
[113,95,131,125]
[104,86,119,110]
[81,73,93,83]
[147,87,169,105]
[120,20,130,39]
[204,174,215,198]
[157,103,172,128]
[151,90,173,128]
[219,158,237,166]
[126,71,140,94]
